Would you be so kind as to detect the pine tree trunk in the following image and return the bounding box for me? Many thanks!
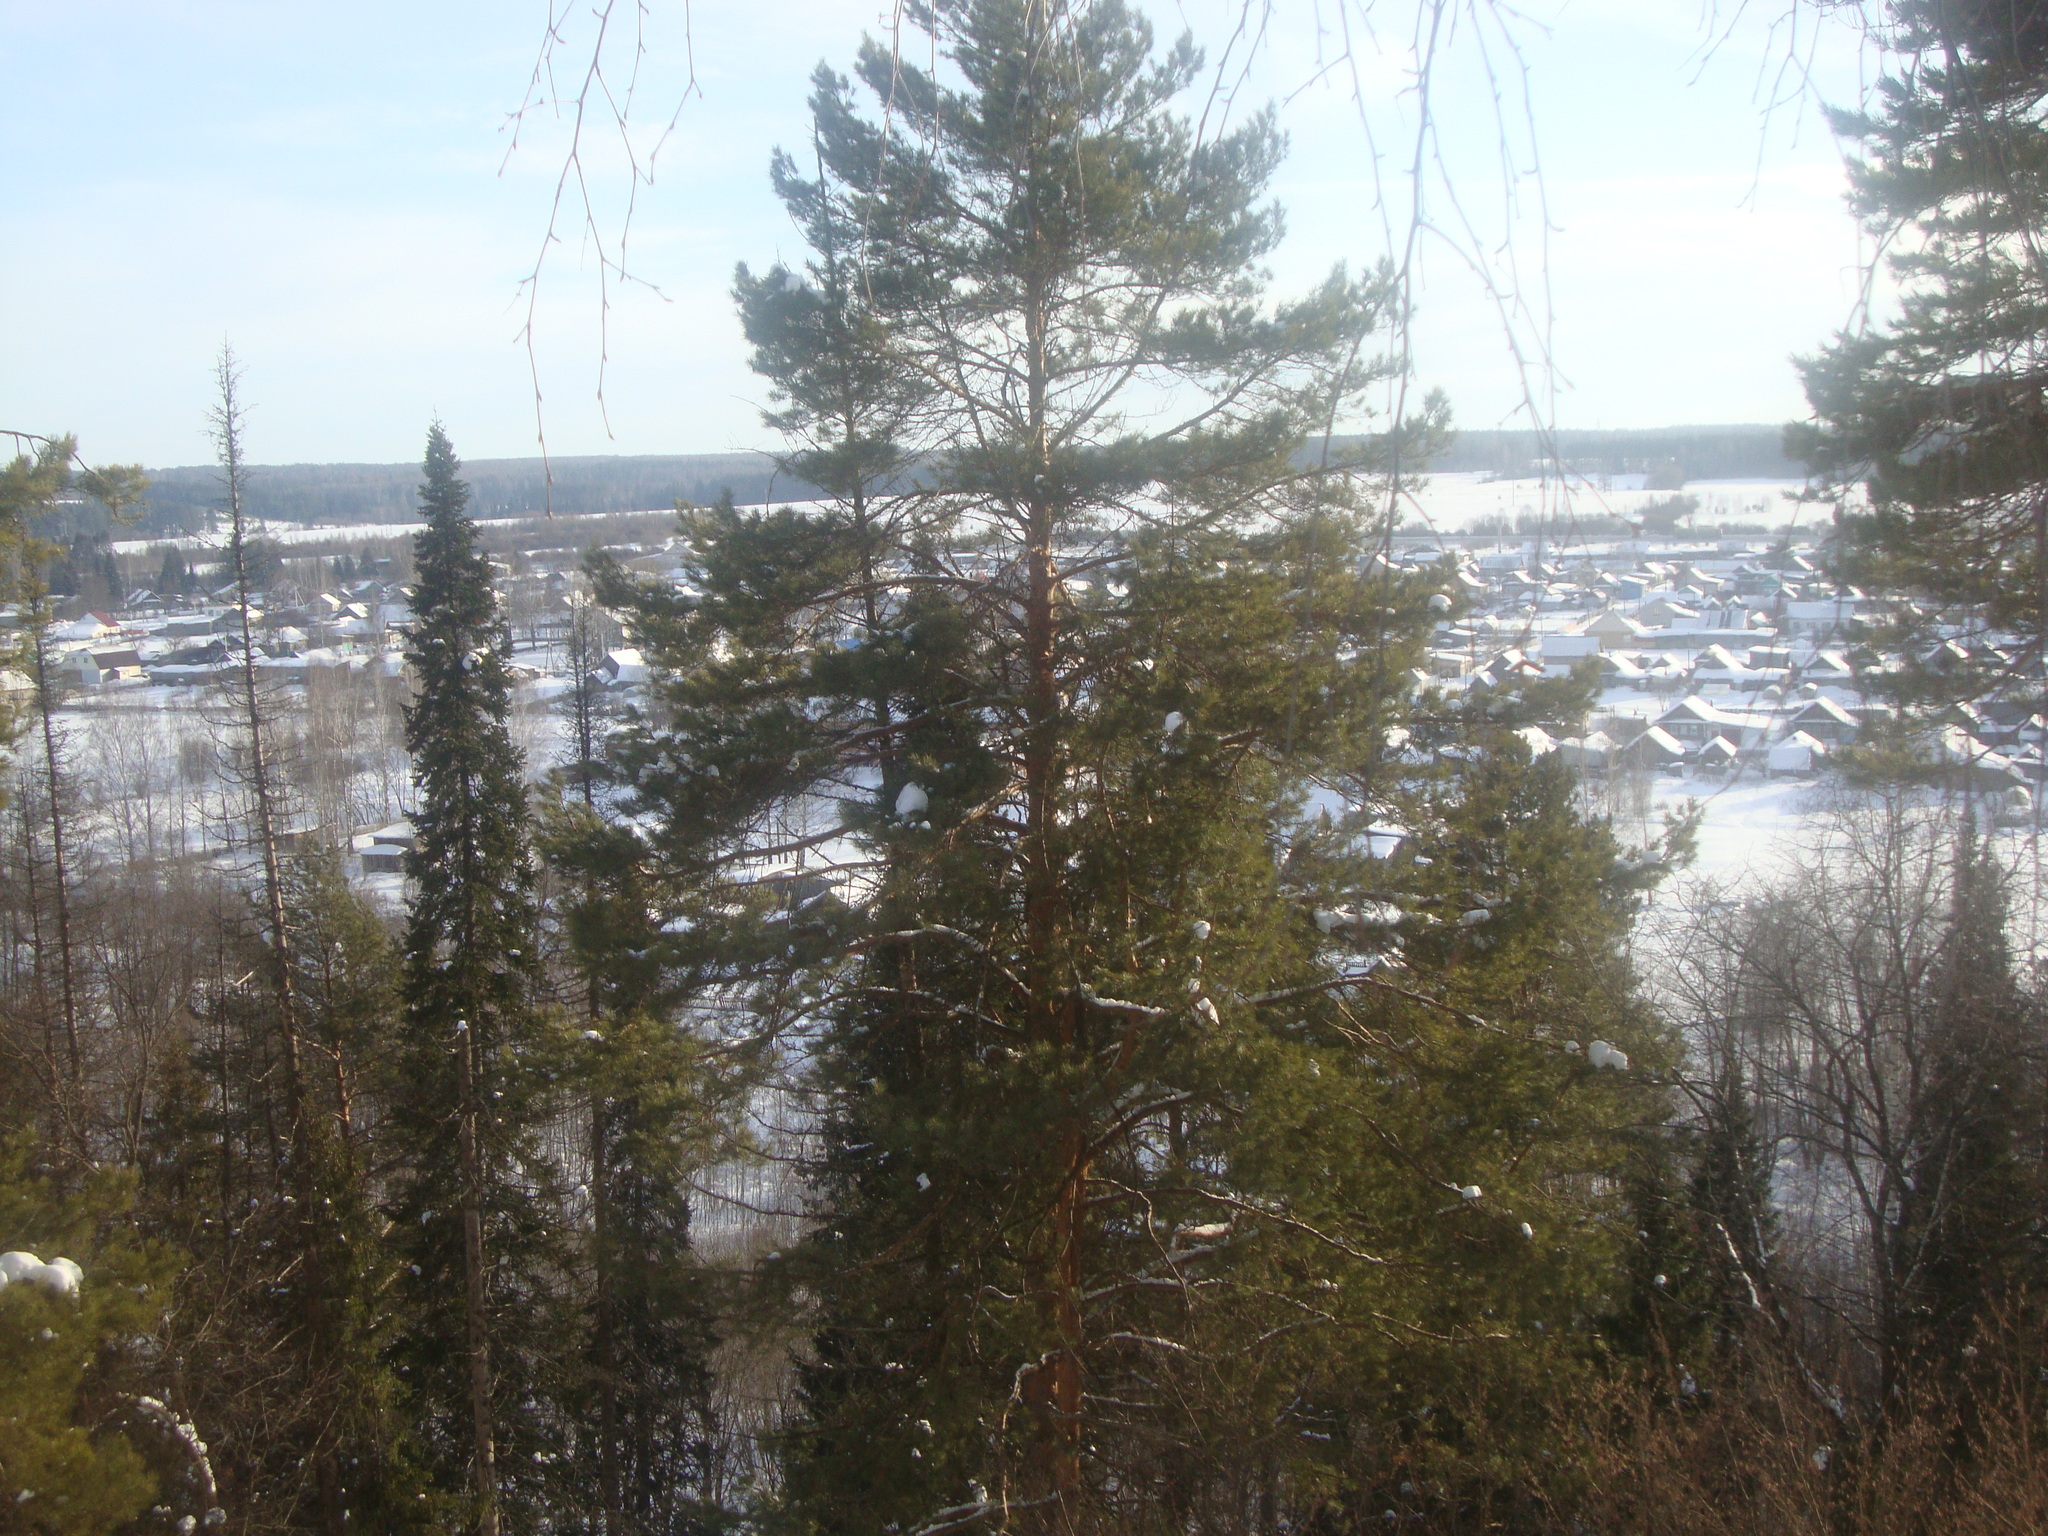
[1017,235,1086,1509]
[15,785,79,1156]
[570,602,599,808]
[2034,483,2046,662]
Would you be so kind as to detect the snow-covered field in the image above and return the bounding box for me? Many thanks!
[33,645,573,913]
[1624,762,2048,960]
[110,471,1812,560]
[111,507,671,557]
[1397,471,1810,537]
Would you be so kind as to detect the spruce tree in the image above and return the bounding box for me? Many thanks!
[144,858,426,1533]
[385,424,562,1536]
[1893,825,2045,1392]
[538,787,732,1535]
[570,1013,725,1536]
[1685,1063,1780,1347]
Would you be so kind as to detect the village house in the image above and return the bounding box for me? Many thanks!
[1653,694,1774,750]
[59,647,146,687]
[1579,608,1651,645]
[1768,731,1828,776]
[1784,595,1868,639]
[1617,725,1688,770]
[1634,597,1701,630]
[1783,695,1860,745]
[599,648,650,688]
[356,821,416,875]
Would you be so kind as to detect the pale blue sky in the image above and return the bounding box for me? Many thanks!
[3,1,1873,468]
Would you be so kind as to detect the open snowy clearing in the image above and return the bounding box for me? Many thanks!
[110,471,1818,561]
[111,506,668,556]
[1396,471,1812,538]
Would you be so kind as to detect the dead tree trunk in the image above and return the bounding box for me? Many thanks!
[27,612,82,1099]
[210,347,346,1536]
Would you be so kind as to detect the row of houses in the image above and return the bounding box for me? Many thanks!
[1517,685,2044,801]
[24,581,420,690]
[1394,532,2048,803]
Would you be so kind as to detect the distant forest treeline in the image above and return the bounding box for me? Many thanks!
[1425,422,1801,480]
[127,425,1799,534]
[130,451,810,535]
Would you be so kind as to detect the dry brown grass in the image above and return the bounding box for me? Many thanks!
[1567,1334,2048,1536]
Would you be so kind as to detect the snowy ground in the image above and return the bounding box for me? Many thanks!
[35,665,1971,915]
[1398,472,1812,537]
[1622,760,2048,958]
[109,472,1813,560]
[31,648,574,905]
[1642,769,1822,888]
[111,507,676,557]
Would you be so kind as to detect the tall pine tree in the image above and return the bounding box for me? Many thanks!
[1793,0,2048,684]
[593,3,1681,1530]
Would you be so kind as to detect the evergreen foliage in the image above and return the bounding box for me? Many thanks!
[129,858,422,1533]
[566,1012,726,1536]
[0,436,148,770]
[385,425,564,1536]
[589,4,1683,1529]
[1683,1064,1780,1347]
[538,788,735,1534]
[1792,0,2048,674]
[1895,826,2047,1383]
[0,1151,183,1535]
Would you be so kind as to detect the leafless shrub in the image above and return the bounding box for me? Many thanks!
[1572,1308,2048,1536]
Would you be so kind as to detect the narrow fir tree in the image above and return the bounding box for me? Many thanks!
[538,792,734,1536]
[1686,1061,1780,1347]
[386,424,562,1536]
[22,596,86,1138]
[213,356,329,1523]
[559,586,613,809]
[1894,824,2046,1392]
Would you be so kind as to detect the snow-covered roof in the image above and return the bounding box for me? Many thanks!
[1768,731,1826,772]
[1657,693,1772,731]
[1789,695,1857,727]
[1630,726,1687,761]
